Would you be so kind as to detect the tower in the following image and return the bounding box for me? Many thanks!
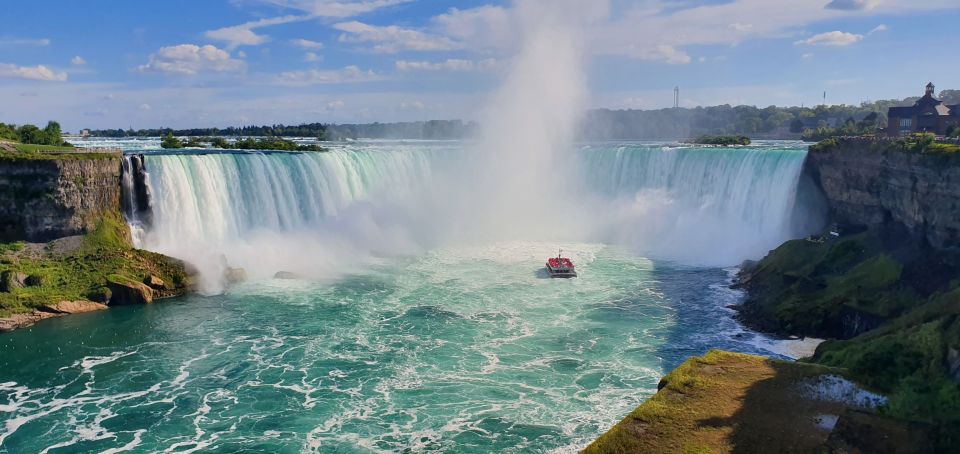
[926,82,935,97]
[674,86,679,108]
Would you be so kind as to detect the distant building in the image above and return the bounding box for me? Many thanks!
[887,82,960,136]
[80,129,90,138]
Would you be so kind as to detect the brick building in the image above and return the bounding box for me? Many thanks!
[887,83,960,136]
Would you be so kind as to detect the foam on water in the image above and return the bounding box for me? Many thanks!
[0,239,822,452]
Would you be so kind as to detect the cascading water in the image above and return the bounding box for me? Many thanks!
[136,146,449,293]
[126,141,811,293]
[579,142,811,265]
[120,154,152,247]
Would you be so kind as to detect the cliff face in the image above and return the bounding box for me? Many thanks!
[0,157,121,242]
[803,140,960,249]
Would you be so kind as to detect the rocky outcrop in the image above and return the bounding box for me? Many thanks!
[41,300,108,314]
[0,300,108,332]
[803,139,960,249]
[0,156,121,242]
[107,276,154,305]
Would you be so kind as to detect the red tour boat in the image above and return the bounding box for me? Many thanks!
[546,249,577,278]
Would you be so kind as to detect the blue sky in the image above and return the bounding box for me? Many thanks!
[1,0,958,131]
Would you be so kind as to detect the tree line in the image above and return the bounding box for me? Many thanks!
[0,121,69,146]
[81,89,960,141]
[89,120,478,141]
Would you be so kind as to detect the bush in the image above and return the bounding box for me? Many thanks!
[160,133,183,149]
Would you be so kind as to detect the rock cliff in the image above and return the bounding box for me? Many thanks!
[803,138,960,249]
[0,156,121,242]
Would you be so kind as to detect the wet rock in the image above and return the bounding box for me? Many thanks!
[948,347,960,382]
[84,286,112,304]
[143,275,166,290]
[273,271,303,280]
[42,300,108,314]
[107,276,154,305]
[0,311,60,332]
[225,267,247,284]
[0,271,27,292]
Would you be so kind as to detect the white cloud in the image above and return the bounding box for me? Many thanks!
[795,31,863,46]
[252,0,411,18]
[326,100,345,110]
[334,21,458,53]
[825,0,879,11]
[802,53,815,59]
[139,103,152,111]
[395,58,498,72]
[71,56,87,66]
[276,65,378,85]
[137,44,245,76]
[0,38,50,47]
[399,100,424,109]
[304,52,322,62]
[628,44,692,64]
[291,38,324,50]
[0,63,67,82]
[868,24,888,35]
[205,15,306,48]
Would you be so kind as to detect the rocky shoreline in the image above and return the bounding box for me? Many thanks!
[0,152,192,332]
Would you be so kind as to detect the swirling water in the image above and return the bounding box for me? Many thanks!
[1,140,811,453]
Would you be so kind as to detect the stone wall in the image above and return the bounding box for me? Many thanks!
[0,156,122,241]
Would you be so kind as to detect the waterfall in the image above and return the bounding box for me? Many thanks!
[120,154,152,246]
[122,143,812,293]
[579,143,811,265]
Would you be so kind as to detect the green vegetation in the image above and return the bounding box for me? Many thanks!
[585,351,870,454]
[0,212,188,317]
[0,121,71,147]
[160,133,183,149]
[87,119,478,141]
[162,135,326,152]
[809,134,960,155]
[739,229,960,450]
[800,113,884,142]
[691,135,750,146]
[13,143,78,153]
[0,150,118,162]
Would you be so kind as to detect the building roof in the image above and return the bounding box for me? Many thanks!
[888,90,951,119]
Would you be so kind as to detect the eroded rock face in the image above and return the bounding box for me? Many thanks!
[0,157,121,242]
[107,278,154,305]
[804,142,960,249]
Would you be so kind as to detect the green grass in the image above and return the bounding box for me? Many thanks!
[584,351,850,454]
[0,212,188,317]
[13,143,77,153]
[739,232,917,337]
[0,150,119,162]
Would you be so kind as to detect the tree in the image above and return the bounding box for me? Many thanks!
[17,124,44,144]
[160,133,183,149]
[42,121,64,146]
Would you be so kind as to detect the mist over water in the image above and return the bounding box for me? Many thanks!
[123,0,810,292]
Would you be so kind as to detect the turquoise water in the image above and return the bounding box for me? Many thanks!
[0,242,791,453]
[1,140,812,452]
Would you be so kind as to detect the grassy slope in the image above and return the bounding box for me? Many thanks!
[584,350,855,454]
[739,230,960,449]
[0,212,188,317]
[738,232,919,338]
